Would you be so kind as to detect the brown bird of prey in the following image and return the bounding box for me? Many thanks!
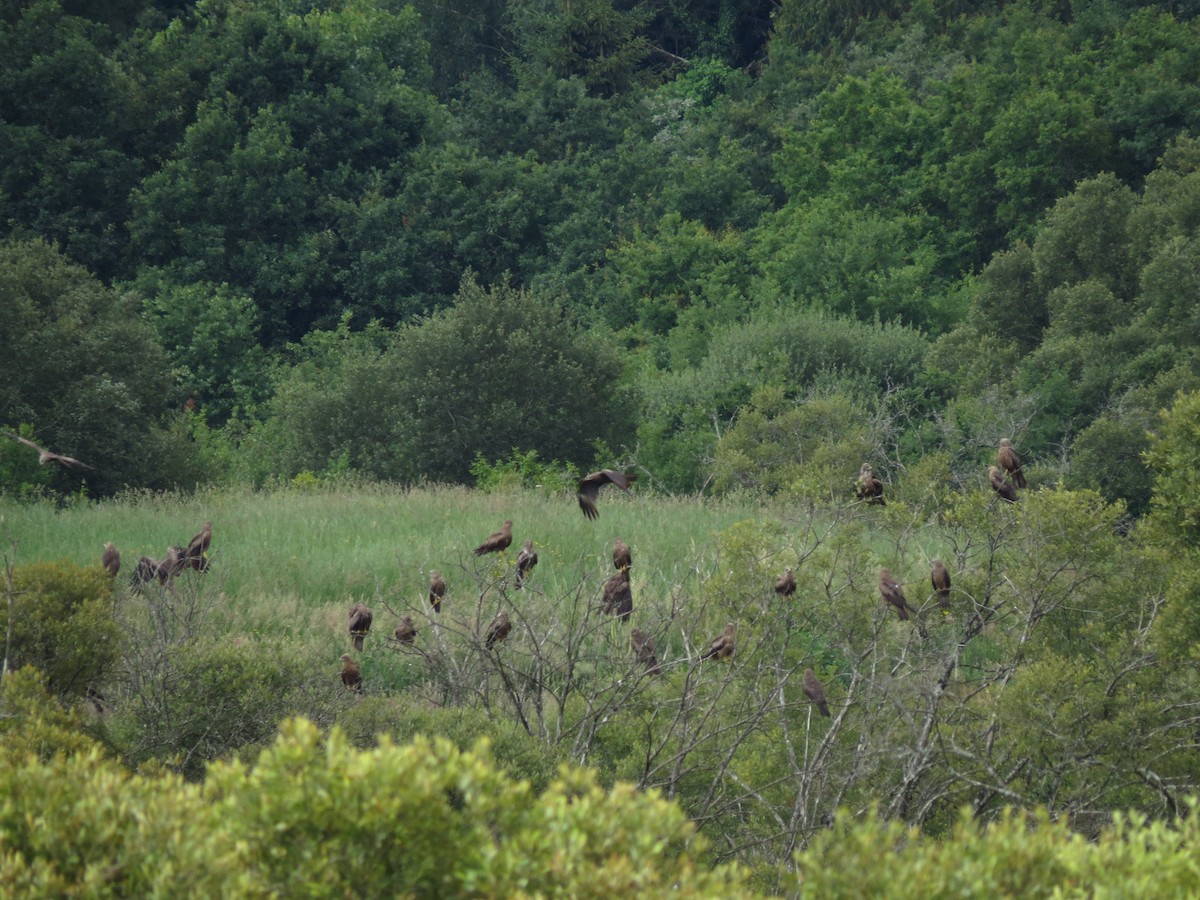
[775,567,796,597]
[989,466,1018,503]
[485,610,511,649]
[101,542,120,578]
[0,430,95,471]
[701,622,737,661]
[474,520,513,556]
[340,654,362,692]
[158,546,188,584]
[879,568,913,621]
[631,628,662,676]
[516,539,538,588]
[393,615,417,645]
[931,559,951,613]
[348,603,373,651]
[577,469,637,520]
[428,570,446,613]
[803,668,831,717]
[132,555,160,589]
[601,568,633,622]
[185,521,212,572]
[997,438,1027,489]
[855,463,885,505]
[612,537,632,572]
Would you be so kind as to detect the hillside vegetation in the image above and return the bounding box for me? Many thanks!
[5,0,1200,893]
[2,0,1200,512]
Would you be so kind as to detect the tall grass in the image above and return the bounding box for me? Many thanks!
[0,483,790,645]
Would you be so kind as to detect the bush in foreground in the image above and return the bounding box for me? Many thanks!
[0,717,747,897]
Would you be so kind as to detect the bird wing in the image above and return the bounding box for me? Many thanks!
[577,470,636,519]
[1,430,41,452]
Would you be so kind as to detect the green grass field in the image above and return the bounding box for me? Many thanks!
[0,483,807,646]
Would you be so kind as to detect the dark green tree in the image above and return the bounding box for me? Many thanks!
[128,0,441,344]
[0,239,179,494]
[389,276,633,482]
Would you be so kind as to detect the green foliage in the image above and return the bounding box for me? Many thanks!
[0,239,181,495]
[0,744,240,897]
[127,0,440,343]
[638,308,928,491]
[0,717,753,896]
[5,560,120,699]
[105,632,342,780]
[387,276,633,483]
[713,386,872,499]
[137,275,273,425]
[1144,390,1200,548]
[788,803,1200,898]
[470,448,580,494]
[0,1,145,279]
[236,316,406,484]
[504,0,656,98]
[0,667,105,762]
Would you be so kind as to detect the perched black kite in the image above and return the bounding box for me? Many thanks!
[474,520,513,556]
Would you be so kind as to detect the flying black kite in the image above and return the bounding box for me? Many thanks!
[577,469,636,520]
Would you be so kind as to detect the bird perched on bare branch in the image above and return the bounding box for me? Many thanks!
[132,555,160,589]
[185,521,212,572]
[393,615,416,645]
[775,567,796,597]
[989,466,1018,503]
[474,520,513,556]
[612,537,632,572]
[931,559,951,613]
[485,610,511,649]
[340,654,362,692]
[0,429,95,470]
[803,668,831,717]
[879,568,913,621]
[348,603,373,651]
[428,570,446,613]
[101,542,120,578]
[631,628,662,676]
[158,546,187,584]
[601,569,633,622]
[701,622,736,661]
[516,539,538,588]
[577,469,637,520]
[997,438,1027,489]
[855,463,885,505]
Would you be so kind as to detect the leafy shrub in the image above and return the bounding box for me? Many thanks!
[104,636,343,780]
[5,560,120,699]
[786,803,1200,898]
[0,718,752,897]
[470,448,581,494]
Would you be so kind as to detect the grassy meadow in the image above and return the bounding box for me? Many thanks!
[1,482,838,658]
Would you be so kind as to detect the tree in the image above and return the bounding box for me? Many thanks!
[0,239,180,494]
[388,276,633,482]
[0,1,145,279]
[128,0,441,344]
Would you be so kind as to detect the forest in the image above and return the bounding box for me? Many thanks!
[4,0,1200,894]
